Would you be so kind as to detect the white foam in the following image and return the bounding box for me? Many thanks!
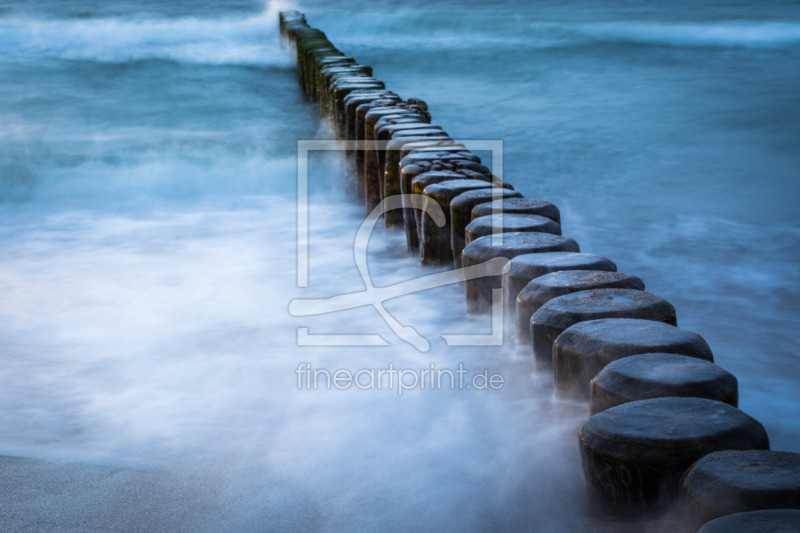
[0,0,300,65]
[570,20,800,48]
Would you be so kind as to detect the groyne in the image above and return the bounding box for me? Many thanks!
[279,10,799,530]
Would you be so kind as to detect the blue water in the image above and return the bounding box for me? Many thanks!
[0,0,798,530]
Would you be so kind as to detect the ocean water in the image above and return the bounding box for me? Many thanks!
[0,0,798,530]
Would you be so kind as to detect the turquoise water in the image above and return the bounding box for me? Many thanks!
[0,0,798,530]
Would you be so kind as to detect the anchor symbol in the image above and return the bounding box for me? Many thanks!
[289,194,508,351]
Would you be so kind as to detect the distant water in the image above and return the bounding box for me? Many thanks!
[0,0,798,530]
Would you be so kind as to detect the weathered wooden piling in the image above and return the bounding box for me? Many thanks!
[380,129,450,227]
[279,12,785,523]
[376,121,442,208]
[364,105,430,211]
[330,80,386,134]
[411,170,489,247]
[515,270,645,347]
[344,91,398,160]
[465,214,562,246]
[680,450,800,529]
[472,197,561,225]
[351,97,401,199]
[504,253,616,313]
[420,180,496,265]
[462,233,580,314]
[278,11,306,44]
[449,188,524,265]
[531,289,677,375]
[504,256,618,344]
[579,397,770,510]
[320,65,374,109]
[590,353,738,414]
[344,88,400,133]
[385,136,451,206]
[697,510,800,533]
[552,318,714,399]
[399,152,478,248]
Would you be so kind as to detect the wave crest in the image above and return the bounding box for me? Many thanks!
[569,20,800,49]
[0,0,298,65]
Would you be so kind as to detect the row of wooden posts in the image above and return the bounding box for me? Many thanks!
[279,11,799,532]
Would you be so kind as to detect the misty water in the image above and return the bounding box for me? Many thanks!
[0,0,798,531]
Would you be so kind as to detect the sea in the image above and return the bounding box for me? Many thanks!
[0,0,798,531]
